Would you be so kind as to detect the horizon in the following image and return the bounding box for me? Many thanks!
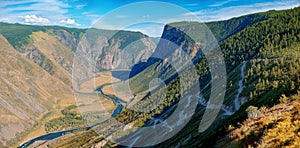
[1,0,300,37]
[0,6,298,38]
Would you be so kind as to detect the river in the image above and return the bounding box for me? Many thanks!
[234,62,246,111]
[19,84,124,148]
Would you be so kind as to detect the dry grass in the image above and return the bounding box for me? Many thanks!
[30,32,73,85]
[102,79,163,103]
[102,82,140,102]
[75,92,114,113]
[223,98,300,148]
[79,71,120,93]
[18,98,77,146]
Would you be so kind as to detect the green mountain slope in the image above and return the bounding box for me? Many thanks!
[177,7,300,147]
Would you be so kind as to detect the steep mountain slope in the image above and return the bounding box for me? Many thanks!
[176,7,300,147]
[0,34,73,147]
[206,11,270,42]
[29,31,74,85]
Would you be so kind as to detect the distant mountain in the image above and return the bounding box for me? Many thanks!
[0,23,157,72]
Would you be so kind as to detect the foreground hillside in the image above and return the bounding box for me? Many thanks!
[220,94,300,147]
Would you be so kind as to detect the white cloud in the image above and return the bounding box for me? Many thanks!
[209,0,238,7]
[185,3,199,7]
[115,15,130,19]
[19,15,50,24]
[0,0,70,25]
[0,18,9,22]
[142,15,151,19]
[60,18,81,26]
[75,3,86,9]
[126,23,165,37]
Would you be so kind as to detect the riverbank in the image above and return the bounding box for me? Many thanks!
[19,83,124,148]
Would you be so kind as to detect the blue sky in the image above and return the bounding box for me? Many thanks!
[0,0,300,37]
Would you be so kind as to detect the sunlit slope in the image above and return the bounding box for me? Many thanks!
[29,31,74,85]
[0,34,74,147]
[219,95,300,148]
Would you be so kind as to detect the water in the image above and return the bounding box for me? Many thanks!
[20,85,124,148]
[19,129,74,148]
[234,62,246,111]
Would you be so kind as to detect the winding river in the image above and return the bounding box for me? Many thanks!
[234,62,246,111]
[19,84,124,148]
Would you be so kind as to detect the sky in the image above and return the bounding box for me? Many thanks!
[0,0,300,37]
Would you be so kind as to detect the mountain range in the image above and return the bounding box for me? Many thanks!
[0,6,299,148]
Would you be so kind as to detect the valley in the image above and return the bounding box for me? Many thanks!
[48,7,300,148]
[0,5,299,148]
[20,80,122,148]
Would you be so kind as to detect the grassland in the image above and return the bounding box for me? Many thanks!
[79,71,120,93]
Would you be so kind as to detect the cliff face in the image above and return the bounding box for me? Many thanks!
[95,32,156,70]
[127,22,207,94]
[152,23,205,67]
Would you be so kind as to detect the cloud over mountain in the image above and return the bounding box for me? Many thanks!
[19,15,50,24]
